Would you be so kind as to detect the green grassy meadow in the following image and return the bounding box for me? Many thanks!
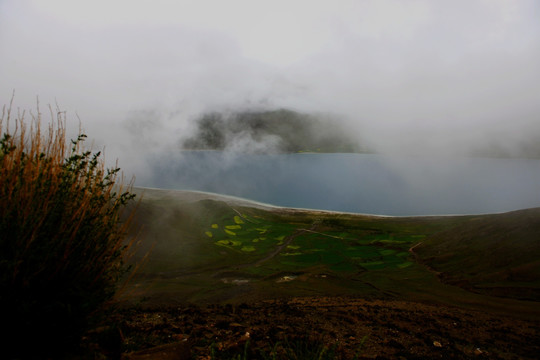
[123,188,540,319]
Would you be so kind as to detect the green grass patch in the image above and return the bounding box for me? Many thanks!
[281,252,319,264]
[234,215,245,224]
[198,207,444,277]
[320,252,344,264]
[361,261,386,270]
[397,261,413,269]
[330,262,357,272]
[225,225,242,230]
[216,239,242,247]
[347,246,380,258]
[373,239,406,245]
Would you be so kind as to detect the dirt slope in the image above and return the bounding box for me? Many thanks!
[101,296,540,359]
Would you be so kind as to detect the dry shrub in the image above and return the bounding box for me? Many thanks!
[0,100,136,357]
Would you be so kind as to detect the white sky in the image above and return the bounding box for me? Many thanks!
[1,0,540,170]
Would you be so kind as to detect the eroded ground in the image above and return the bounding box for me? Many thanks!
[90,296,540,359]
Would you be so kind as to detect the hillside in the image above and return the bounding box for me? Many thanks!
[100,188,540,359]
[414,208,540,301]
[123,188,540,311]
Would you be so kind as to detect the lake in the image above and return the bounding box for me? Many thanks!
[140,151,540,216]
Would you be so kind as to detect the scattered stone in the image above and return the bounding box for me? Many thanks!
[277,275,297,283]
[229,322,245,328]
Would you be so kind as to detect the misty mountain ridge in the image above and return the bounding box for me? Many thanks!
[181,108,540,158]
[181,109,369,154]
[468,136,540,159]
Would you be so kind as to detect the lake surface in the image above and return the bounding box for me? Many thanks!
[141,152,540,216]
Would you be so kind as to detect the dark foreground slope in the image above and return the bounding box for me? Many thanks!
[104,188,540,359]
[114,297,539,360]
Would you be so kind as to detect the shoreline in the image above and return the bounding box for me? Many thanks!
[132,186,514,218]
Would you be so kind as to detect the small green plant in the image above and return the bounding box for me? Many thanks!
[277,335,340,360]
[0,101,137,358]
[210,340,251,360]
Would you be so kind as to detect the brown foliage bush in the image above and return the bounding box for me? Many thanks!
[0,101,136,357]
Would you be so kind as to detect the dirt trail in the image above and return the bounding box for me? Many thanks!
[252,218,322,267]
[252,228,309,267]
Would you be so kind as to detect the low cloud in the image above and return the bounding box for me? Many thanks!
[1,0,540,180]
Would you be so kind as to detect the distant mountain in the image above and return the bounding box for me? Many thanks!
[182,109,370,153]
[181,108,540,158]
[469,136,540,159]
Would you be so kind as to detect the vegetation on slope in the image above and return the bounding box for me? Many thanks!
[126,189,461,303]
[125,188,540,313]
[0,102,136,358]
[414,208,540,301]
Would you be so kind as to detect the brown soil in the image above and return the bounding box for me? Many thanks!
[91,296,540,359]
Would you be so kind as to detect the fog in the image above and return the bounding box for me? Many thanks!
[2,0,540,179]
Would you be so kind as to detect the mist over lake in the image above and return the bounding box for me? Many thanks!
[139,152,540,216]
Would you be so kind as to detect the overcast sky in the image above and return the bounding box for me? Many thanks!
[1,0,540,173]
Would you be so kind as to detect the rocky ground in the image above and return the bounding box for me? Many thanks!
[85,296,540,359]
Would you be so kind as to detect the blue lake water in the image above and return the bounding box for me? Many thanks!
[141,152,540,216]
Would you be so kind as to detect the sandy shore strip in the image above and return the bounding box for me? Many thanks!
[131,186,465,218]
[132,187,423,219]
[132,186,280,210]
